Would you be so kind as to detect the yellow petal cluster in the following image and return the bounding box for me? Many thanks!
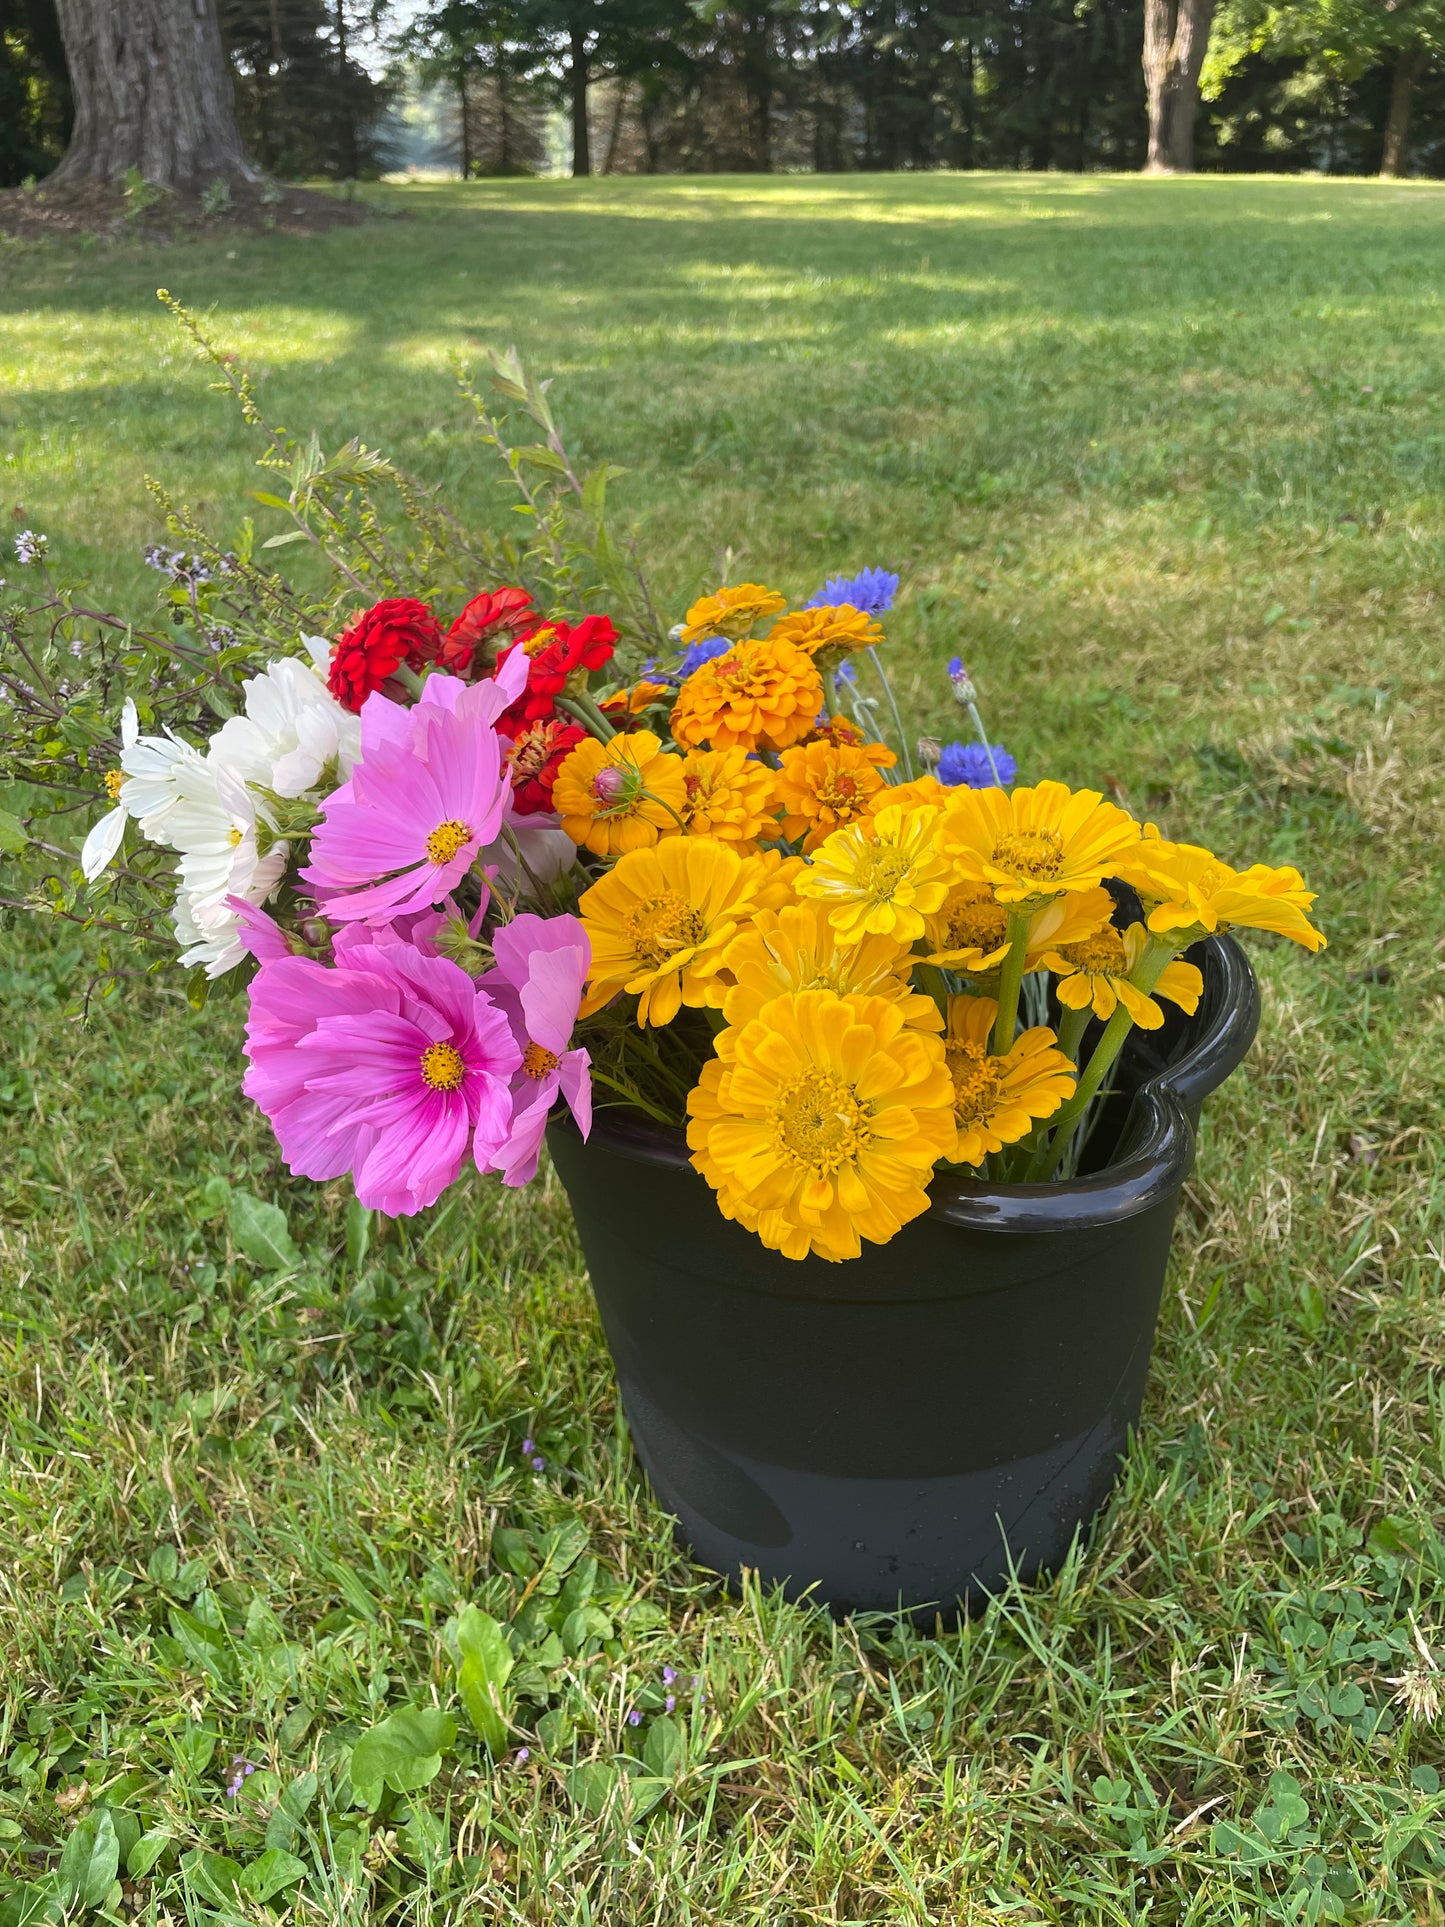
[1112,834,1326,952]
[680,583,787,644]
[552,730,686,857]
[710,900,942,1033]
[795,803,952,944]
[686,989,956,1262]
[774,739,887,851]
[765,603,884,663]
[1042,922,1203,1030]
[942,995,1076,1167]
[677,747,778,850]
[937,779,1140,906]
[578,837,764,1026]
[670,637,824,755]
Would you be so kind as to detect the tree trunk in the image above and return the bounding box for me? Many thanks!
[569,27,590,177]
[333,0,357,180]
[458,65,471,179]
[50,0,257,190]
[1142,0,1215,173]
[1380,44,1426,178]
[742,6,773,171]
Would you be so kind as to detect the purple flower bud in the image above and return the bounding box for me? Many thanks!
[664,1695,676,1714]
[522,1438,535,1456]
[531,1456,546,1472]
[514,1747,531,1765]
[590,766,627,803]
[947,656,978,705]
[627,1709,642,1727]
[662,1666,677,1686]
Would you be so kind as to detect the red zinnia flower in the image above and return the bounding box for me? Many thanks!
[505,717,587,814]
[441,586,537,677]
[327,598,443,713]
[498,615,619,727]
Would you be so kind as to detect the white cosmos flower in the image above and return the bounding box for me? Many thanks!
[170,761,288,978]
[81,698,139,882]
[208,654,361,798]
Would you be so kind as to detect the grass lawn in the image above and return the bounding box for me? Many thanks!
[4,173,1445,1922]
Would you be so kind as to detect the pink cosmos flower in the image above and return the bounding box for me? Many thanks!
[242,941,520,1216]
[482,912,592,1186]
[301,662,524,926]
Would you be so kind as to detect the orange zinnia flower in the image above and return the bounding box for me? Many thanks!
[670,637,824,754]
[774,739,888,851]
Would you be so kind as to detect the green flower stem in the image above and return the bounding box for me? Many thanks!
[864,647,914,780]
[966,701,1002,785]
[556,693,617,742]
[990,911,1033,1055]
[1026,936,1178,1181]
[913,960,951,1024]
[1055,1002,1092,1069]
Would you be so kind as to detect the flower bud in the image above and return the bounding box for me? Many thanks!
[916,735,941,770]
[947,656,977,704]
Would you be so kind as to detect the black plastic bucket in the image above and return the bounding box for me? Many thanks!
[548,934,1259,1617]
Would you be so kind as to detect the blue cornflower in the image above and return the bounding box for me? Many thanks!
[807,567,899,615]
[678,635,732,679]
[938,741,1016,789]
[946,657,977,704]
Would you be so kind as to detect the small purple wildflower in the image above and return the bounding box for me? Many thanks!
[521,1437,535,1456]
[946,657,977,705]
[14,530,47,566]
[225,1757,257,1797]
[513,1746,531,1765]
[679,634,732,679]
[627,1709,642,1727]
[938,741,1015,789]
[807,567,899,615]
[664,1694,676,1714]
[662,1666,677,1686]
[531,1456,546,1472]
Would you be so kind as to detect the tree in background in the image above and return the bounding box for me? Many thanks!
[223,0,396,178]
[1206,0,1445,173]
[1142,0,1217,168]
[46,0,259,189]
[398,0,547,174]
[0,0,72,185]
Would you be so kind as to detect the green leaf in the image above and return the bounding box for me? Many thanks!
[642,1716,683,1781]
[126,1829,170,1878]
[0,1880,63,1927]
[58,1810,119,1908]
[146,1543,179,1585]
[228,1191,302,1272]
[197,1175,231,1220]
[1328,1682,1366,1718]
[248,491,294,510]
[566,1760,623,1817]
[349,1706,456,1810]
[561,1605,613,1655]
[179,1848,243,1902]
[239,1848,308,1902]
[261,529,312,548]
[0,809,30,854]
[492,1527,535,1578]
[456,1605,514,1756]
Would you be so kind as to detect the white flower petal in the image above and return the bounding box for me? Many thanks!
[80,806,127,881]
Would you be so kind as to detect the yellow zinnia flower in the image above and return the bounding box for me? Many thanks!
[1113,833,1326,952]
[670,637,824,755]
[578,837,764,1026]
[942,994,1076,1168]
[680,583,787,645]
[774,739,888,851]
[685,989,956,1263]
[711,901,942,1033]
[765,603,884,670]
[937,779,1140,907]
[921,882,1116,974]
[866,773,947,814]
[1041,922,1203,1030]
[677,747,779,850]
[746,847,809,910]
[552,730,687,857]
[795,803,952,945]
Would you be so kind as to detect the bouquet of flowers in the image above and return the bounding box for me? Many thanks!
[0,332,1326,1265]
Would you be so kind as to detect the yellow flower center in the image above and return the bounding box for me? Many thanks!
[627,890,706,969]
[227,826,244,848]
[855,842,912,901]
[420,1041,466,1090]
[946,1042,1003,1126]
[522,1041,559,1080]
[773,1067,869,1175]
[522,626,557,658]
[944,896,1008,954]
[426,819,472,865]
[992,828,1064,881]
[509,724,556,780]
[104,768,124,801]
[1058,926,1127,977]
